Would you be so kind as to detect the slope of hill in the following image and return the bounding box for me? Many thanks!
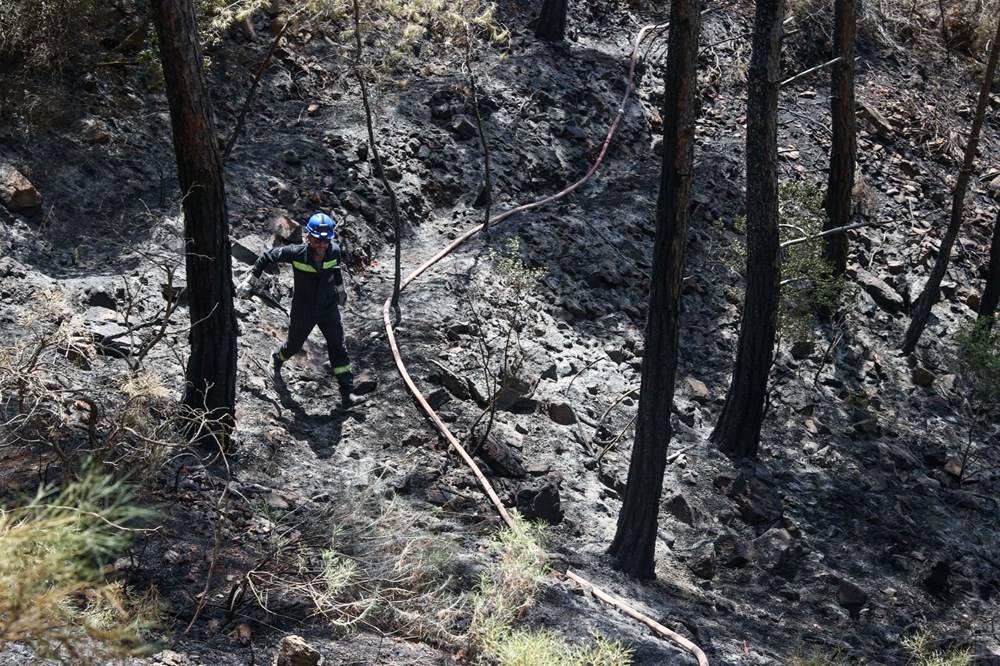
[1,0,999,664]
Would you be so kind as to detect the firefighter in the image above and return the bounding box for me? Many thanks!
[237,212,355,408]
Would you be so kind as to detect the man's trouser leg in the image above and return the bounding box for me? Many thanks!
[277,313,315,364]
[318,313,353,390]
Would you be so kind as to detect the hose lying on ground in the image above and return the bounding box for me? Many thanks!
[380,21,710,666]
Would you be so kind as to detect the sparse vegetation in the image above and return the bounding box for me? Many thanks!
[956,317,1000,404]
[465,514,631,665]
[238,480,465,644]
[725,181,853,345]
[0,471,156,663]
[902,633,974,666]
[777,180,854,343]
[467,236,546,444]
[0,0,103,70]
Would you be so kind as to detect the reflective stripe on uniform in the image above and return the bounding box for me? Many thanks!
[323,259,339,269]
[292,261,317,273]
[332,364,352,375]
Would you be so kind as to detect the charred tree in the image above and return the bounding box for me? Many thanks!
[535,0,568,41]
[710,0,785,458]
[902,19,1000,354]
[608,0,702,579]
[823,0,857,275]
[151,0,237,440]
[979,208,1000,324]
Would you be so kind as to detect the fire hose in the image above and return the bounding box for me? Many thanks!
[381,21,709,666]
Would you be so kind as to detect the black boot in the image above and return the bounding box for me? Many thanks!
[339,384,356,408]
[272,350,284,374]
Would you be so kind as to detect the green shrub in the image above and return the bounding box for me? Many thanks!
[724,181,852,344]
[0,471,156,662]
[778,180,854,342]
[955,317,1000,403]
[467,515,631,665]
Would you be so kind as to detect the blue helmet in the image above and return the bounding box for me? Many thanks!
[305,212,335,240]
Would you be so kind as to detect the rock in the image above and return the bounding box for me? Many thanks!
[663,493,695,526]
[858,99,894,137]
[753,527,804,574]
[714,470,782,525]
[547,401,576,425]
[445,321,472,341]
[352,368,377,396]
[515,473,564,524]
[474,432,527,478]
[232,234,272,267]
[943,455,964,479]
[83,287,118,310]
[687,542,716,580]
[856,269,904,314]
[595,457,626,493]
[433,361,472,401]
[274,634,322,666]
[911,365,936,387]
[274,214,303,244]
[713,470,748,497]
[449,115,478,140]
[395,467,440,494]
[837,578,868,612]
[0,162,42,214]
[425,484,476,510]
[715,533,752,568]
[878,441,921,470]
[340,191,368,212]
[922,444,947,467]
[790,340,814,359]
[494,375,536,411]
[683,376,710,403]
[924,560,950,594]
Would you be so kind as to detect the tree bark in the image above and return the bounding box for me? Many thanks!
[711,0,784,458]
[823,0,856,276]
[608,0,701,579]
[978,207,1000,324]
[535,0,568,42]
[902,18,1000,354]
[151,0,237,440]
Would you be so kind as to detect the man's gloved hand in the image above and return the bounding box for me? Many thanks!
[337,284,347,307]
[236,274,259,299]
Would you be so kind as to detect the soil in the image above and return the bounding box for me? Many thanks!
[1,1,999,665]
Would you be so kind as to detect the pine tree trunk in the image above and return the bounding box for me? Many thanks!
[151,0,237,440]
[824,0,856,275]
[535,0,568,41]
[978,208,1000,323]
[711,0,785,458]
[608,0,701,579]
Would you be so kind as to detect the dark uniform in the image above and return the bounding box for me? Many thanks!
[249,242,353,392]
